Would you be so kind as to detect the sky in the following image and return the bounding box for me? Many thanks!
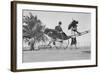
[23,10,91,47]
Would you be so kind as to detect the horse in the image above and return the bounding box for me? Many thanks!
[42,26,71,49]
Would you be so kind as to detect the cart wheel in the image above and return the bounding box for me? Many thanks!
[55,39,69,49]
[63,39,69,49]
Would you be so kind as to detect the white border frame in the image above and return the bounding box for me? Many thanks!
[16,3,96,70]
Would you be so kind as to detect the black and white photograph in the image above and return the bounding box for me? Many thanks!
[22,10,91,63]
[11,1,97,71]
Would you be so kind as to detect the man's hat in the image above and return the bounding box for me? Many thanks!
[68,20,78,30]
[59,21,62,25]
[73,20,78,24]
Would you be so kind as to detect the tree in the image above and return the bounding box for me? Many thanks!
[23,13,48,50]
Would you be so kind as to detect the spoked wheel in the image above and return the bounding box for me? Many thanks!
[54,39,69,49]
[64,39,69,49]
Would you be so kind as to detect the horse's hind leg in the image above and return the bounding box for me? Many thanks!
[53,41,55,45]
[75,44,78,49]
[47,41,52,48]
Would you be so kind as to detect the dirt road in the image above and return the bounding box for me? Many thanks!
[22,46,91,63]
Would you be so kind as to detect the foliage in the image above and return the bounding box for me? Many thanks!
[23,12,48,42]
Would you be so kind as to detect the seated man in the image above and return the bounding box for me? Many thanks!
[55,21,67,40]
[55,21,63,34]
